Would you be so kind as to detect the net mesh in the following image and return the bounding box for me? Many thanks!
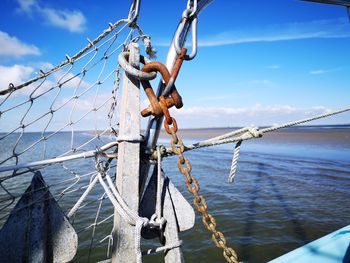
[0,14,153,262]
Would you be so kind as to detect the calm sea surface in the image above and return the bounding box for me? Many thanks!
[0,127,349,263]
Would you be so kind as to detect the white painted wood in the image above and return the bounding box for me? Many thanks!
[112,43,141,263]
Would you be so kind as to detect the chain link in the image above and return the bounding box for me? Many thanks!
[140,53,239,262]
[161,115,239,263]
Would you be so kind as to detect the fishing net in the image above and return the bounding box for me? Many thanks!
[0,6,155,261]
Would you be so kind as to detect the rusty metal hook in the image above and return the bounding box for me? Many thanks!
[140,62,183,117]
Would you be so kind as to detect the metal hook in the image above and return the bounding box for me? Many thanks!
[186,0,198,18]
[127,0,140,25]
[174,14,197,61]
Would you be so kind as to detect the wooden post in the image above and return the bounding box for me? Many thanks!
[112,43,140,263]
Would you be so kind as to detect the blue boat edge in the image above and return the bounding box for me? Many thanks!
[269,224,350,263]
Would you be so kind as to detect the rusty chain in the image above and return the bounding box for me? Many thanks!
[162,110,239,263]
[139,53,240,263]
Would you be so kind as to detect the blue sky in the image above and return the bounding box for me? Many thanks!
[0,0,350,129]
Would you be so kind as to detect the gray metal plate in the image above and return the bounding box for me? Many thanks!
[0,171,78,263]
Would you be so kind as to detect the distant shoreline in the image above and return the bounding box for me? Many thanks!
[1,125,349,147]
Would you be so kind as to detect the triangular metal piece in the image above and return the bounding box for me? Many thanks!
[140,166,195,239]
[162,174,184,263]
[0,171,78,263]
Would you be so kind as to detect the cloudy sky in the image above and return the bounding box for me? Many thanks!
[0,0,350,130]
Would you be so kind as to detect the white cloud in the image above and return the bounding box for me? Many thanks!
[304,106,333,116]
[236,79,275,87]
[40,8,86,33]
[0,64,35,89]
[0,64,56,97]
[17,0,86,33]
[195,95,232,102]
[170,104,344,128]
[310,69,326,75]
[267,65,281,69]
[16,0,37,13]
[0,62,92,97]
[176,104,298,117]
[309,68,340,75]
[197,18,350,47]
[0,31,41,58]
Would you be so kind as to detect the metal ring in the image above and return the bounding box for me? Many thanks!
[159,96,172,125]
[118,52,157,80]
[164,117,178,135]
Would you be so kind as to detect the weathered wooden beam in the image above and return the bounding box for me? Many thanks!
[112,43,141,263]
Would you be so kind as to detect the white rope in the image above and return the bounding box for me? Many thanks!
[98,169,148,263]
[228,141,242,183]
[104,173,140,221]
[165,106,350,155]
[0,134,146,174]
[142,240,183,255]
[260,107,350,133]
[156,147,162,222]
[202,127,252,143]
[0,141,118,174]
[67,175,99,218]
[135,219,147,263]
[162,106,350,183]
[97,172,135,225]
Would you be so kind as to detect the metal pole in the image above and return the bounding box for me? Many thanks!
[112,43,141,263]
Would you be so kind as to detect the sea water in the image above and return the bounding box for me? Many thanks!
[0,127,349,263]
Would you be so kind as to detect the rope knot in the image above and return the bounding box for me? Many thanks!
[140,217,150,227]
[149,214,166,229]
[248,127,263,138]
[94,148,110,176]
